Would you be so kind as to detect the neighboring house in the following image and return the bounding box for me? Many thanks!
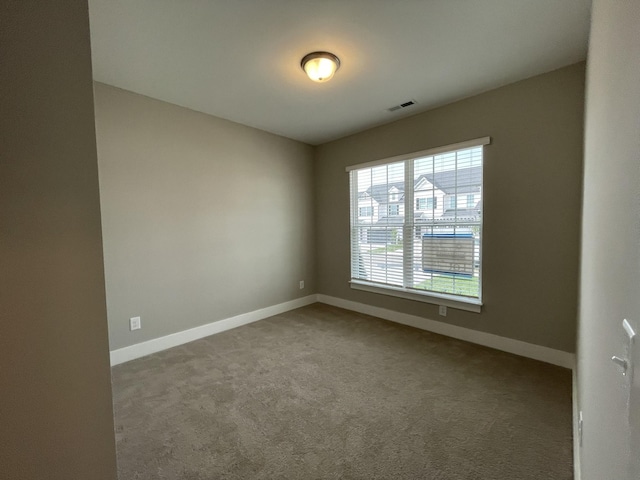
[361,177,446,223]
[356,191,379,224]
[363,182,406,223]
[357,166,482,233]
[413,175,446,220]
[424,166,483,224]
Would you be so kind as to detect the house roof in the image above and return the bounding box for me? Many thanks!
[366,182,405,204]
[375,215,405,226]
[423,166,482,194]
[434,201,482,223]
[364,166,481,201]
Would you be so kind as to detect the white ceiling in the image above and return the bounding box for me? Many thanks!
[88,0,591,145]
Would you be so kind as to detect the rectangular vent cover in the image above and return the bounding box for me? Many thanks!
[388,100,416,112]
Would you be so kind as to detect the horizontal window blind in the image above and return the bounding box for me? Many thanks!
[349,142,485,302]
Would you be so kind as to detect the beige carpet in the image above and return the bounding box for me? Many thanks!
[111,303,573,479]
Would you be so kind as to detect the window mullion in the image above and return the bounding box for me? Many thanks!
[403,160,414,288]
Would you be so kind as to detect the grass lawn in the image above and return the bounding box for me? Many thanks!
[416,274,479,297]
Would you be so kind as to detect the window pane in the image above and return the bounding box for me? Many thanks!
[411,146,482,298]
[351,162,405,289]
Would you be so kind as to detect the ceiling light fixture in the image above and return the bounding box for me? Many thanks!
[301,51,341,83]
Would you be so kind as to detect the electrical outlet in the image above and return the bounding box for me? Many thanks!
[299,280,305,290]
[438,305,447,317]
[130,316,141,331]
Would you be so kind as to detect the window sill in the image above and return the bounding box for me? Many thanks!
[349,280,482,313]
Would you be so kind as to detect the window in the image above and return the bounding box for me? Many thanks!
[348,137,489,311]
[446,196,457,210]
[359,206,373,217]
[467,194,475,208]
[416,197,436,210]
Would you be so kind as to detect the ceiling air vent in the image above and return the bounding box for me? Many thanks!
[387,100,417,112]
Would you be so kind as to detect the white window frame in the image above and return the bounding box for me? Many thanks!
[346,137,490,312]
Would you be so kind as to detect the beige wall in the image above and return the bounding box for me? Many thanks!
[94,84,315,350]
[0,2,117,478]
[315,63,585,353]
[578,1,640,477]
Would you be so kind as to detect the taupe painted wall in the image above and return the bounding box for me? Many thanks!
[578,1,640,478]
[0,2,117,478]
[315,63,585,353]
[94,84,315,350]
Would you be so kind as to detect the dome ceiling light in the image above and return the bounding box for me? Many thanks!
[301,51,341,83]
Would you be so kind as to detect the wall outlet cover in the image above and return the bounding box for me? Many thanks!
[130,316,141,331]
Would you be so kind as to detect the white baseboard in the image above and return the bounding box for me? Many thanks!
[316,294,576,369]
[112,292,576,371]
[110,295,317,366]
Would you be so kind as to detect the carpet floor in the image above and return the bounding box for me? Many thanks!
[111,303,573,479]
